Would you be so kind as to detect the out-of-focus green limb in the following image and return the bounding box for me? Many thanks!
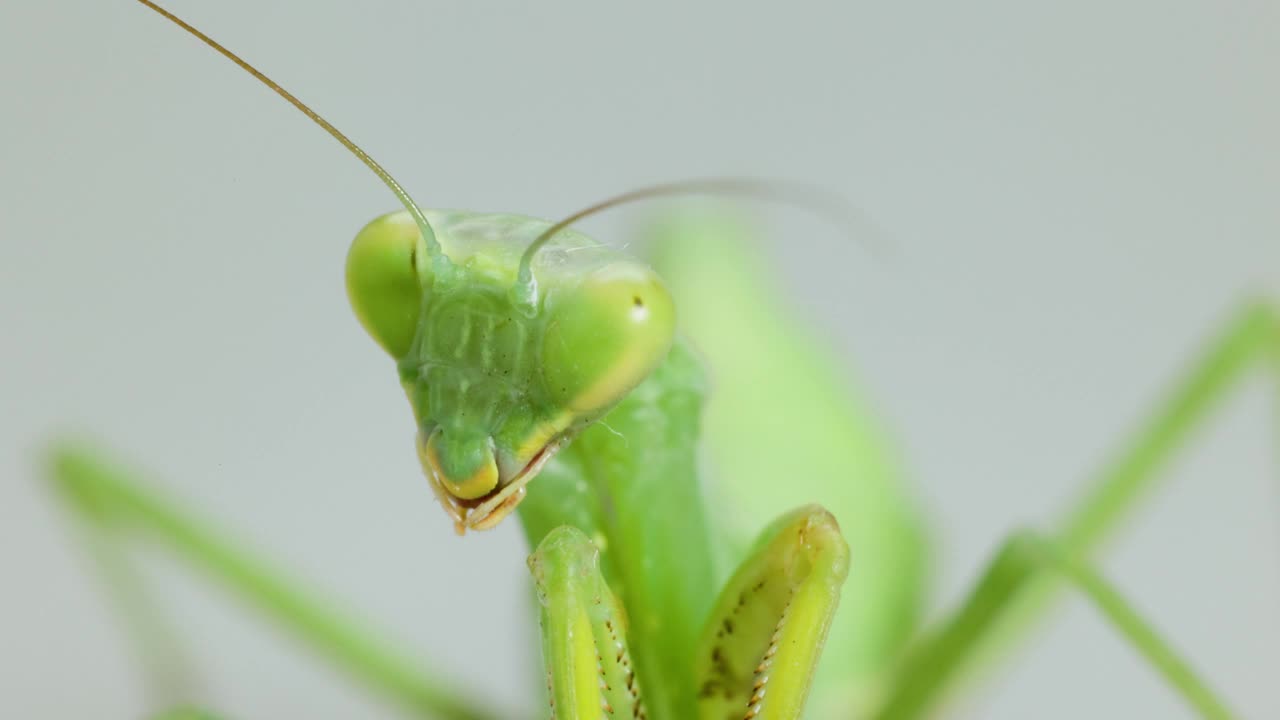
[1060,301,1278,553]
[519,340,718,720]
[72,508,196,710]
[874,530,1237,720]
[528,526,645,720]
[46,442,497,720]
[643,210,928,715]
[886,301,1280,716]
[694,506,850,720]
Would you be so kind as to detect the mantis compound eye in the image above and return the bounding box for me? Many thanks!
[346,212,424,359]
[541,262,676,415]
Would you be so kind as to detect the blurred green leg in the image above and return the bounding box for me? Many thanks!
[46,442,496,720]
[1058,301,1279,557]
[875,531,1237,720]
[72,499,197,710]
[874,301,1278,719]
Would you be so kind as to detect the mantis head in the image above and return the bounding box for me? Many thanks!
[127,0,827,535]
[346,210,676,532]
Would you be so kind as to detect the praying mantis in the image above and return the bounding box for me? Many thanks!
[12,0,1280,712]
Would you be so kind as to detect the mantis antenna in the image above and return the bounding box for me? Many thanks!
[512,178,883,310]
[132,0,453,279]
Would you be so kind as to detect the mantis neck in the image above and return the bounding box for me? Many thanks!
[516,338,719,720]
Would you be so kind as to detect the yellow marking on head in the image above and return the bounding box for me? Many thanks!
[562,342,662,414]
[515,410,576,461]
[419,431,499,501]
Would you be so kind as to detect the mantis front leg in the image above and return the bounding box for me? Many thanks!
[530,506,849,720]
[694,505,850,720]
[529,527,646,719]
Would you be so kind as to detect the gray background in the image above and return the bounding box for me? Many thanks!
[2,1,1277,717]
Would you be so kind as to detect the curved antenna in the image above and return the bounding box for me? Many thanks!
[132,0,450,277]
[512,178,882,308]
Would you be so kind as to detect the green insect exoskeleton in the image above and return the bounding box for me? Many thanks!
[111,1,851,717]
[528,526,646,719]
[43,2,1271,720]
[347,210,674,533]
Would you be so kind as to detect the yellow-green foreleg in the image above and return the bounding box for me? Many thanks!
[529,526,645,719]
[694,506,850,720]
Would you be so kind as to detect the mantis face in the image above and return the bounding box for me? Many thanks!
[346,210,675,532]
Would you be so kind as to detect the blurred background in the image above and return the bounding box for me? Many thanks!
[1,1,1277,717]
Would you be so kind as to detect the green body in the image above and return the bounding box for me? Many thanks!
[520,338,717,718]
[47,208,1269,720]
[349,207,846,717]
[44,3,1271,719]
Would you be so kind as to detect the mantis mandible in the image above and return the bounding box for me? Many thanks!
[44,1,1277,719]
